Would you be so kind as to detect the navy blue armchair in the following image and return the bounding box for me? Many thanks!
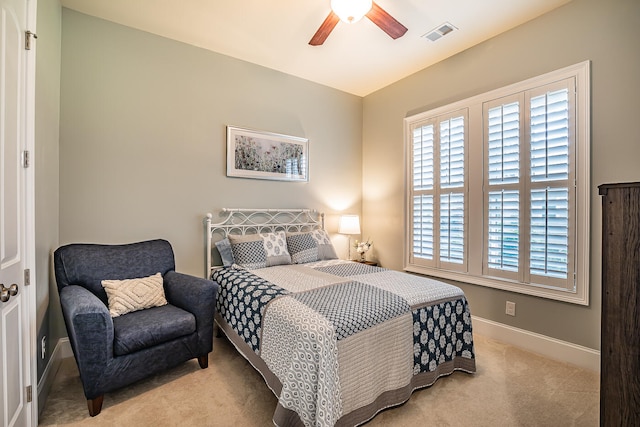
[54,239,218,416]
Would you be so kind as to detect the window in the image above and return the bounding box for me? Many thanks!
[405,62,590,305]
[412,110,468,272]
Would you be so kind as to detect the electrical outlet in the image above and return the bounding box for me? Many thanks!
[506,301,516,316]
[41,336,46,359]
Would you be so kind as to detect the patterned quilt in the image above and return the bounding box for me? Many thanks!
[212,260,475,427]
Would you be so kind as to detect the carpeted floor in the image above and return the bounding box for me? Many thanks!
[38,333,599,426]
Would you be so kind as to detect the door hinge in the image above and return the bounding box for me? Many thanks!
[24,269,31,286]
[22,150,30,168]
[25,31,37,50]
[26,385,32,403]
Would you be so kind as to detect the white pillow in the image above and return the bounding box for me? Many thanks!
[101,272,168,317]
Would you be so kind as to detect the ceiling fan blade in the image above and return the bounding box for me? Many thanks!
[309,11,340,46]
[366,2,408,39]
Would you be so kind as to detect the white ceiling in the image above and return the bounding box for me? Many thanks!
[60,0,571,97]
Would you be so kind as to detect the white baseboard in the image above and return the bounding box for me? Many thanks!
[58,337,73,358]
[37,338,73,415]
[472,315,600,372]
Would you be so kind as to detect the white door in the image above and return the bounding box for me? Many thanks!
[1,0,35,426]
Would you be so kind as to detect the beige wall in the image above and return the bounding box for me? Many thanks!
[362,0,640,350]
[35,0,61,381]
[58,9,363,278]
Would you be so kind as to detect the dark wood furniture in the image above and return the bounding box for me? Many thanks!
[598,182,640,426]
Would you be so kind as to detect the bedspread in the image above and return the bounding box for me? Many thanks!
[213,260,475,427]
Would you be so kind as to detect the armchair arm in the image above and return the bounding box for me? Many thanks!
[59,285,114,399]
[164,271,218,353]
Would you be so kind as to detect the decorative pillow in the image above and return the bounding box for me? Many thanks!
[101,272,167,318]
[215,238,235,267]
[287,229,338,264]
[228,231,291,269]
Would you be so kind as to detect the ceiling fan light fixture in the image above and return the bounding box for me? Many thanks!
[331,0,373,24]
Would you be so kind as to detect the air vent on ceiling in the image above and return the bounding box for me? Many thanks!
[422,22,457,42]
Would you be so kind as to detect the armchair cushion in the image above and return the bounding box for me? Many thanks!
[102,272,168,317]
[112,305,196,356]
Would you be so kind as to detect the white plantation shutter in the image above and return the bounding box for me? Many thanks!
[409,111,467,271]
[484,96,523,280]
[483,81,574,288]
[440,117,465,188]
[412,123,435,263]
[406,62,588,304]
[530,188,569,279]
[487,190,519,272]
[413,194,434,260]
[413,124,434,191]
[488,101,520,185]
[439,116,465,265]
[527,83,573,287]
[440,192,465,264]
[530,89,570,182]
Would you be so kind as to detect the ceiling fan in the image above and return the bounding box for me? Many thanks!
[309,0,408,46]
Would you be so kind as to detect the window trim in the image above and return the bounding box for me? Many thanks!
[404,61,590,305]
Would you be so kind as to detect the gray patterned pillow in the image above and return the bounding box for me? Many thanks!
[228,231,291,269]
[287,229,338,264]
[215,238,235,267]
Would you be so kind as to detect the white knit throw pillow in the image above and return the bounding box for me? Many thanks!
[102,272,167,317]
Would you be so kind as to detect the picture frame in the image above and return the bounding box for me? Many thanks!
[226,126,309,182]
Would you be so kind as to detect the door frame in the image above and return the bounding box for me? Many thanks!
[24,0,38,424]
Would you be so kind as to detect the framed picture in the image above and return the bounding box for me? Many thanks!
[226,126,309,182]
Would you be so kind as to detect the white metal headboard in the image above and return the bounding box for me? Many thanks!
[204,208,324,277]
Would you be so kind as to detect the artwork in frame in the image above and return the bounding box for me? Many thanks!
[227,126,309,182]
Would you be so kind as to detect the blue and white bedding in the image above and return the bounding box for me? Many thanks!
[212,259,475,427]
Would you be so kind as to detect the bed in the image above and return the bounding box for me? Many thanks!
[205,209,476,427]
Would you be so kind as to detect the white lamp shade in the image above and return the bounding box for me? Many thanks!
[331,0,373,24]
[339,215,361,235]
